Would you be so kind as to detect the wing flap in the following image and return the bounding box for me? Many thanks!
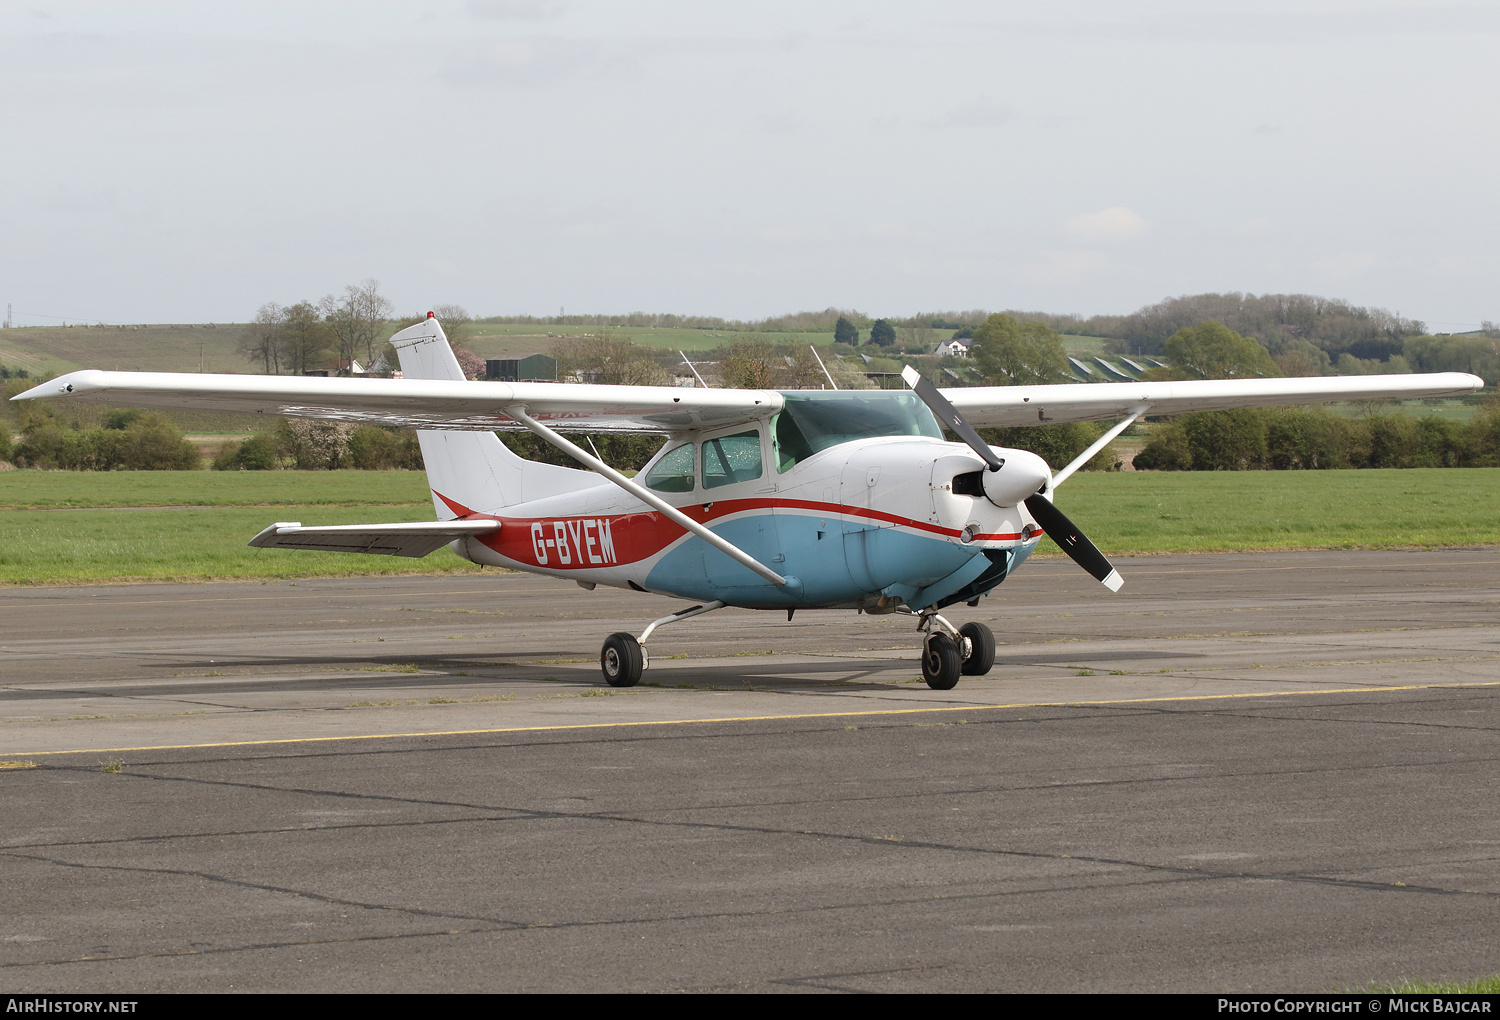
[248,520,500,558]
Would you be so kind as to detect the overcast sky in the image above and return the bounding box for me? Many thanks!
[2,1,1497,329]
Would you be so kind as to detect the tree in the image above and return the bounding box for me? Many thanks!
[555,332,668,386]
[276,418,356,469]
[213,434,280,470]
[452,348,485,380]
[722,336,781,389]
[969,313,1070,385]
[977,423,1117,471]
[1150,320,1280,380]
[239,303,286,374]
[1404,333,1500,386]
[1106,292,1426,357]
[431,303,472,350]
[12,410,199,470]
[867,319,897,346]
[322,280,395,370]
[1271,337,1330,378]
[833,316,860,345]
[347,426,424,470]
[280,301,335,375]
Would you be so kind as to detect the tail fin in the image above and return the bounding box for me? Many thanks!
[390,314,600,518]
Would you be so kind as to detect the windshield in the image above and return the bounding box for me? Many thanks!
[772,391,942,472]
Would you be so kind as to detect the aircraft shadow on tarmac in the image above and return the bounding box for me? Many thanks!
[11,648,1206,701]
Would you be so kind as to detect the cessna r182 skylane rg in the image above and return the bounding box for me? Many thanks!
[14,315,1483,690]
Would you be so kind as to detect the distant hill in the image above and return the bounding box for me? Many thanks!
[1100,293,1427,359]
[0,323,248,376]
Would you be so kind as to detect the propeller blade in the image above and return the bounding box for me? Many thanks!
[1024,494,1123,592]
[902,365,1003,471]
[901,364,1121,592]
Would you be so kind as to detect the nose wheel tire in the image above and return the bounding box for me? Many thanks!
[601,632,644,687]
[958,621,996,676]
[922,633,962,690]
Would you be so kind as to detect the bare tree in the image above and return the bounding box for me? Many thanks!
[322,280,395,371]
[556,332,668,386]
[239,303,286,374]
[431,303,473,349]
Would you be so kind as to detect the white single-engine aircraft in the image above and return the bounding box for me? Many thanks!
[14,315,1483,689]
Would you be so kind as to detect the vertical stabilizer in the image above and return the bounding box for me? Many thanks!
[390,314,602,518]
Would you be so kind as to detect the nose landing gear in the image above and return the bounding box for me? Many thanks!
[916,613,995,689]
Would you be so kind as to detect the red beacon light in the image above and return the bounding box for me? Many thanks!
[426,311,435,319]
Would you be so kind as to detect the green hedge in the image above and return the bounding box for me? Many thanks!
[1136,405,1500,471]
[12,410,200,471]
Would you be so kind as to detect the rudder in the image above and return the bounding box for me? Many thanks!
[389,314,600,517]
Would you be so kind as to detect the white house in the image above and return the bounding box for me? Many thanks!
[935,336,973,358]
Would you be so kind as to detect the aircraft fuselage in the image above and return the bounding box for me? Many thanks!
[447,433,1047,613]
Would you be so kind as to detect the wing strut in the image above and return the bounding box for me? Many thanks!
[504,404,790,588]
[809,346,838,390]
[1050,406,1148,490]
[678,351,708,388]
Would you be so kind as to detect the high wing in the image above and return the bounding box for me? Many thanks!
[14,366,1481,433]
[248,520,500,557]
[944,373,1484,427]
[14,371,782,435]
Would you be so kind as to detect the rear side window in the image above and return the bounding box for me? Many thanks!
[702,430,763,489]
[643,443,695,492]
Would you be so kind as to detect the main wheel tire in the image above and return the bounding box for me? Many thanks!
[958,621,996,676]
[922,633,962,690]
[601,632,644,688]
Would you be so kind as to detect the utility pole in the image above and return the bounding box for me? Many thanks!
[4,303,11,328]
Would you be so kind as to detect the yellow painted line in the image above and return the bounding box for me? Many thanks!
[8,679,1500,759]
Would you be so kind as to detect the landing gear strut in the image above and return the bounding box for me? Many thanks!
[599,600,725,687]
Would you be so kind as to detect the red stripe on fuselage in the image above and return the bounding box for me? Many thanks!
[437,494,1032,570]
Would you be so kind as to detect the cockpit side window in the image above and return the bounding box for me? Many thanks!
[643,442,696,492]
[702,429,763,489]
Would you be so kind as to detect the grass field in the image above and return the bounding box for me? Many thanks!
[0,320,1090,373]
[0,321,845,377]
[1367,974,1500,994]
[459,322,839,359]
[0,323,248,376]
[1,467,1496,585]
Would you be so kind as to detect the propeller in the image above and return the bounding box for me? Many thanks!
[901,366,1123,593]
[1020,494,1123,592]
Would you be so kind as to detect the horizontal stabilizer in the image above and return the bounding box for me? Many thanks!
[248,520,499,558]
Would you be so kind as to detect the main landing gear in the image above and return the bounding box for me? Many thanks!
[916,613,995,690]
[600,601,725,688]
[600,602,995,691]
